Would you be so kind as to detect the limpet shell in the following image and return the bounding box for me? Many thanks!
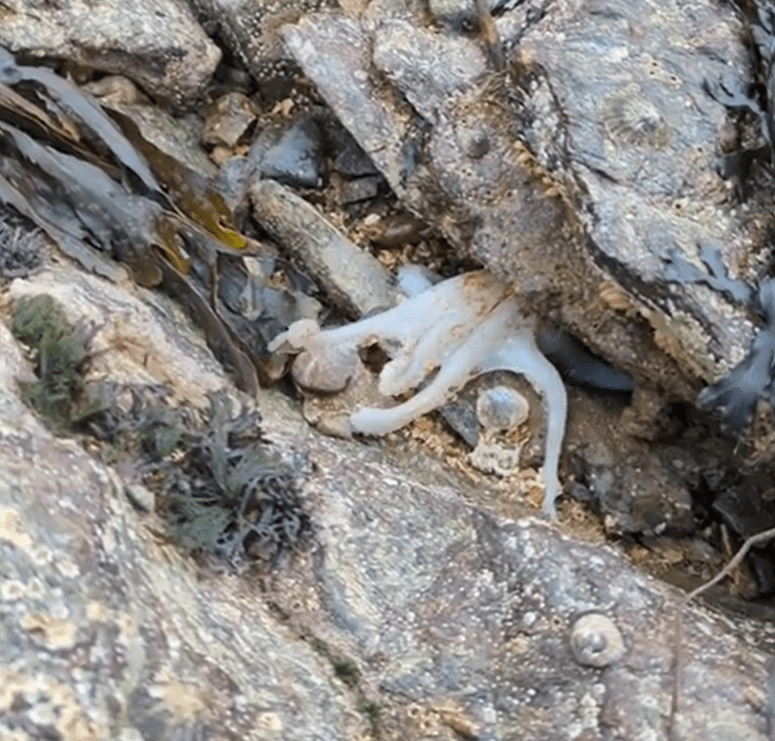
[570,613,625,668]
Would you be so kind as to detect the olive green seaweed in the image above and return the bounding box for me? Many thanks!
[11,294,103,433]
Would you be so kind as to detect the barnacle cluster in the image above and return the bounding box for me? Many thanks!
[269,270,568,517]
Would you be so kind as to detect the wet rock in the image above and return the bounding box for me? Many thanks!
[0,0,220,104]
[2,252,775,741]
[250,178,395,316]
[333,132,379,177]
[250,115,326,189]
[280,2,755,422]
[202,91,259,149]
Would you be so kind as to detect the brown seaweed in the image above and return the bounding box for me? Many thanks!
[0,46,270,394]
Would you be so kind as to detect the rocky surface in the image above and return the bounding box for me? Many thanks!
[1,258,775,740]
[280,0,759,421]
[3,1,775,739]
[187,0,338,99]
[0,0,220,104]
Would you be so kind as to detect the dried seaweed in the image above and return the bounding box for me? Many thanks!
[704,0,775,185]
[0,46,268,394]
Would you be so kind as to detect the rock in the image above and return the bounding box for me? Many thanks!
[250,178,396,317]
[0,204,44,281]
[337,174,382,204]
[0,0,220,104]
[333,132,379,178]
[125,483,155,513]
[1,259,774,738]
[250,115,326,189]
[187,0,336,99]
[279,1,757,423]
[202,91,259,150]
[100,101,219,180]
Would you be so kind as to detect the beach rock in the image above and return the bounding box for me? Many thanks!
[187,0,337,99]
[0,0,220,104]
[280,1,759,425]
[1,253,774,740]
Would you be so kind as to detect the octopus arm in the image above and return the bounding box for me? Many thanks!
[476,325,567,518]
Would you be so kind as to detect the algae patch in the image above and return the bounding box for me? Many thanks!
[146,393,313,570]
[11,294,102,433]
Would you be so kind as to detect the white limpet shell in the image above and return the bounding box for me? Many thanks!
[269,270,568,518]
[570,613,626,668]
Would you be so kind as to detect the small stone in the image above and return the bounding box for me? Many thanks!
[202,92,259,149]
[125,483,155,513]
[253,115,325,189]
[338,175,382,204]
[570,614,625,668]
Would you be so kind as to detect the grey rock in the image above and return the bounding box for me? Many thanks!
[0,0,220,104]
[250,178,396,317]
[333,133,379,177]
[187,0,336,99]
[202,91,259,149]
[125,483,155,513]
[250,115,325,189]
[280,1,758,419]
[337,174,382,204]
[2,256,775,740]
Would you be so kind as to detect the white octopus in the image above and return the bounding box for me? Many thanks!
[268,270,567,517]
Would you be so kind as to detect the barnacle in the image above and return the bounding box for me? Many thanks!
[269,270,568,517]
[599,84,670,150]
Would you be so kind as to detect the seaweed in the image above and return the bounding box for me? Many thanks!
[695,278,775,431]
[11,294,104,433]
[704,0,775,187]
[663,243,775,431]
[663,244,754,305]
[149,393,313,569]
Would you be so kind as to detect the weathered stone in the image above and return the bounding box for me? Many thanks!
[1,238,774,741]
[250,115,326,189]
[187,0,336,98]
[250,178,396,317]
[280,1,756,417]
[202,91,259,150]
[0,0,220,104]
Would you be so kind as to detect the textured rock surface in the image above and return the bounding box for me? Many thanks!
[187,0,336,98]
[1,259,775,740]
[0,0,220,103]
[281,0,757,410]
